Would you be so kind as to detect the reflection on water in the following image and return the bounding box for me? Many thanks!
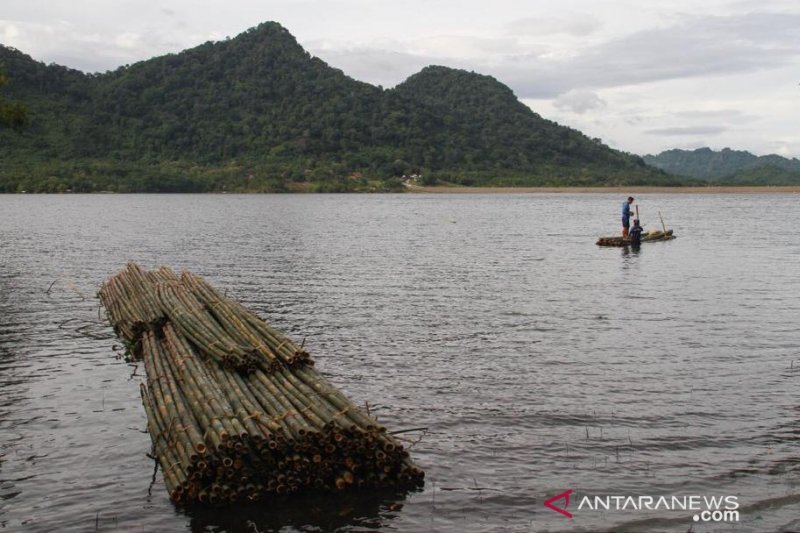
[186,488,415,533]
[0,268,29,518]
[1,193,799,532]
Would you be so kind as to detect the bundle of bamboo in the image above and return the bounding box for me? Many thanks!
[99,263,424,505]
[595,229,675,247]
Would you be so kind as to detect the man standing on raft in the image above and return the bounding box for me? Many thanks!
[621,196,634,238]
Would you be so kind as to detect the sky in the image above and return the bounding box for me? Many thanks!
[1,0,799,158]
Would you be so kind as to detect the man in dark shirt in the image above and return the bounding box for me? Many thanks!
[621,196,634,237]
[629,219,643,247]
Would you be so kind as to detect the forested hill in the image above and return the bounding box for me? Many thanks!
[643,148,800,185]
[0,22,672,193]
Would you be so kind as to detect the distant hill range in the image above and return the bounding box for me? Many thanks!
[0,22,675,192]
[643,148,800,185]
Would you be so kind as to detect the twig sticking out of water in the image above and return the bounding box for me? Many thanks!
[46,279,58,294]
[46,277,87,300]
[473,477,484,504]
[59,318,80,329]
[147,458,160,496]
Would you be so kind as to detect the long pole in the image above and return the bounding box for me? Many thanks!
[658,210,667,234]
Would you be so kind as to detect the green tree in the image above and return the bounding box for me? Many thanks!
[0,68,27,130]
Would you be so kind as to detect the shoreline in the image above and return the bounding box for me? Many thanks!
[405,185,800,194]
[4,185,800,195]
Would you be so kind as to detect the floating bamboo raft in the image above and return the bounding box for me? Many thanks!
[596,229,675,247]
[99,263,423,506]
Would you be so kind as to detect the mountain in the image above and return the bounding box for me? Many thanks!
[643,148,800,185]
[0,22,673,193]
[387,66,655,185]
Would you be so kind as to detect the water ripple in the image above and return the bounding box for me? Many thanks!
[1,193,799,531]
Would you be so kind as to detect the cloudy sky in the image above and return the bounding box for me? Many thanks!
[2,0,799,157]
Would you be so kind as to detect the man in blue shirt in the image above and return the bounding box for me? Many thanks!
[621,196,634,237]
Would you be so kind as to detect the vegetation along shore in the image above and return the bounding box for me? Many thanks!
[2,22,798,193]
[404,185,800,194]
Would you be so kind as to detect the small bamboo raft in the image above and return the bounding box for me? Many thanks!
[98,263,424,506]
[596,229,675,247]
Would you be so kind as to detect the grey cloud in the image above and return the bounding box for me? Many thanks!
[672,109,758,124]
[312,11,800,100]
[46,39,167,73]
[410,34,523,57]
[728,0,798,10]
[673,110,742,119]
[1,20,215,73]
[645,126,727,136]
[670,140,709,151]
[499,11,800,98]
[553,89,606,114]
[505,14,601,37]
[310,47,449,88]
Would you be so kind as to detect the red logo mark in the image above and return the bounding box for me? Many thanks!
[544,489,573,518]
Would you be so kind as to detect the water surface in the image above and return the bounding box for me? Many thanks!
[1,193,799,532]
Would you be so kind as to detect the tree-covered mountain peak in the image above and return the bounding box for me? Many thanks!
[395,65,516,100]
[1,22,673,192]
[643,147,800,184]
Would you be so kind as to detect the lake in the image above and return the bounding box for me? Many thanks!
[1,193,799,532]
